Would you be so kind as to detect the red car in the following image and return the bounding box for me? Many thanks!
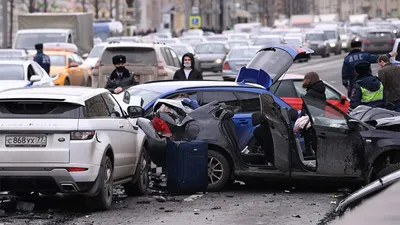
[270,74,350,113]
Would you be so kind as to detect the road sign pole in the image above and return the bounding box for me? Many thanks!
[184,0,190,30]
[2,0,8,48]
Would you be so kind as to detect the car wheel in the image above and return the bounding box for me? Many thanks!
[208,150,230,192]
[124,147,150,196]
[86,155,113,211]
[376,163,400,179]
[64,78,70,86]
[86,77,92,87]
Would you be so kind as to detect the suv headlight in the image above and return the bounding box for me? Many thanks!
[215,59,222,64]
[329,42,336,47]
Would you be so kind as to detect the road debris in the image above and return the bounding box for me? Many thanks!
[154,196,167,202]
[292,215,301,218]
[211,206,221,210]
[16,201,35,212]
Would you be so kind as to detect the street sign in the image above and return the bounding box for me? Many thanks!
[189,16,201,29]
[192,6,199,15]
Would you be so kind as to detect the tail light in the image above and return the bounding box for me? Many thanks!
[71,131,95,140]
[94,60,101,71]
[157,60,168,77]
[362,40,371,44]
[223,62,231,71]
[388,39,395,44]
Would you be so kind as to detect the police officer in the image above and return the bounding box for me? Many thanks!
[105,55,138,94]
[33,43,51,74]
[348,61,384,113]
[342,39,396,97]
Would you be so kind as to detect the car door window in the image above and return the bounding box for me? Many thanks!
[161,48,173,66]
[303,98,348,129]
[270,80,297,97]
[235,92,260,112]
[201,91,240,107]
[293,81,340,100]
[169,48,181,68]
[102,93,124,118]
[84,95,110,118]
[68,55,75,67]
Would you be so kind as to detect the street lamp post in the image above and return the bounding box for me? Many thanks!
[2,0,8,48]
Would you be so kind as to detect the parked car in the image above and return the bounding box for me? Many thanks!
[94,42,181,88]
[222,46,260,81]
[0,86,149,211]
[362,29,395,54]
[270,74,350,113]
[0,59,54,91]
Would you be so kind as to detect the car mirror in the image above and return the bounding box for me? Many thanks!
[127,106,144,118]
[123,91,131,104]
[347,119,359,130]
[69,62,79,68]
[82,53,89,59]
[29,75,41,82]
[340,95,347,105]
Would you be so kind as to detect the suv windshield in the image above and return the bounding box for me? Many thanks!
[246,48,293,80]
[88,45,106,58]
[102,47,157,65]
[15,33,67,49]
[195,44,225,54]
[127,88,161,107]
[324,30,337,39]
[306,33,325,41]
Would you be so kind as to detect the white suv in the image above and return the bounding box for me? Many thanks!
[0,86,148,211]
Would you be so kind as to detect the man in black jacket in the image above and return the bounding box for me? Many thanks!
[173,53,203,80]
[105,55,138,94]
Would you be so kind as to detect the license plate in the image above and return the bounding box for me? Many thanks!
[5,135,47,147]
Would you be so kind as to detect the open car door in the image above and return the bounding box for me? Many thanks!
[260,93,291,173]
[302,97,363,177]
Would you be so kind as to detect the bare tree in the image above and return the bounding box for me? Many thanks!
[21,0,36,12]
[88,0,100,18]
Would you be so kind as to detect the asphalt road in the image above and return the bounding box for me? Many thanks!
[0,52,371,225]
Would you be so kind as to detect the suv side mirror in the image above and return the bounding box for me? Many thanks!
[347,119,359,130]
[29,75,41,83]
[127,106,144,118]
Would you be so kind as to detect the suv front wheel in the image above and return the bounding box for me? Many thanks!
[124,147,150,196]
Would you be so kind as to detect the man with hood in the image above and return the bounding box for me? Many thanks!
[105,55,138,94]
[348,61,384,113]
[33,43,51,74]
[173,53,203,80]
[342,39,396,97]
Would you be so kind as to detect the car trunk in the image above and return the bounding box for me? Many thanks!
[366,32,394,47]
[0,100,81,163]
[99,47,158,86]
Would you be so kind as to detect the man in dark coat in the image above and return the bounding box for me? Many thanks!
[349,61,384,112]
[378,55,400,111]
[173,53,203,80]
[33,43,51,74]
[105,55,138,94]
[342,39,396,97]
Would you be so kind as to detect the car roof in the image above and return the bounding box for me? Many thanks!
[128,80,265,94]
[255,35,282,38]
[0,87,108,105]
[230,46,260,50]
[104,43,164,49]
[306,30,325,34]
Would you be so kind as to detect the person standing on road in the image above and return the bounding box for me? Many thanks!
[377,55,400,112]
[349,61,384,113]
[105,55,138,94]
[33,43,51,74]
[341,40,396,98]
[173,53,203,81]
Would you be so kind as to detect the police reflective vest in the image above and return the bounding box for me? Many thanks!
[360,83,384,103]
